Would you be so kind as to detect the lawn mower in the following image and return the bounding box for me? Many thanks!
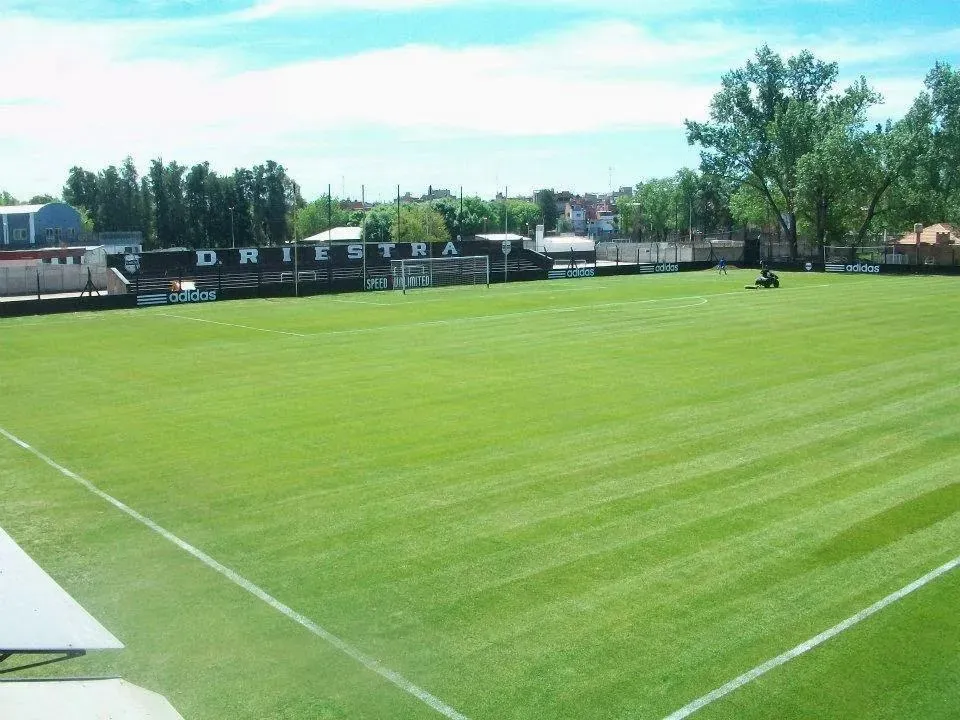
[746,269,780,289]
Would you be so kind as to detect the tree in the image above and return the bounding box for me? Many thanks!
[686,46,881,257]
[506,199,541,237]
[119,156,146,233]
[263,160,291,244]
[637,178,678,241]
[96,165,124,231]
[615,193,643,240]
[293,195,353,239]
[230,168,255,247]
[28,194,57,204]
[63,167,99,223]
[78,207,95,233]
[394,203,449,245]
[149,159,187,247]
[729,183,781,231]
[0,191,18,205]
[431,195,499,239]
[535,189,559,231]
[363,205,394,245]
[915,62,960,224]
[184,162,212,248]
[675,168,700,238]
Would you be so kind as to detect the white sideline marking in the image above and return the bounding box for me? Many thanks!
[156,312,308,338]
[663,555,960,720]
[0,426,469,720]
[330,297,395,306]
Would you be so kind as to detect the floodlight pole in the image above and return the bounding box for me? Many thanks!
[361,184,367,290]
[294,232,299,298]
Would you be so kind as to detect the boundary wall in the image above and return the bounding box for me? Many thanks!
[3,249,958,318]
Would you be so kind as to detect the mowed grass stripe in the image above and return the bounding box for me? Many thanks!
[1,271,957,719]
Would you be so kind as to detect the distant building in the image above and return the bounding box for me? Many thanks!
[565,203,587,234]
[424,186,452,201]
[0,202,82,249]
[895,223,960,264]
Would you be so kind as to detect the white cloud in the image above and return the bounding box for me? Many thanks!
[0,10,954,198]
[234,0,729,22]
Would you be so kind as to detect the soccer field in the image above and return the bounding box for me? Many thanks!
[1,269,958,719]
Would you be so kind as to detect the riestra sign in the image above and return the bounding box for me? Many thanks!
[195,242,464,267]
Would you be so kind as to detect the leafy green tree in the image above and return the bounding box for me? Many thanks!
[535,189,559,231]
[394,203,449,244]
[431,195,500,238]
[184,162,212,248]
[293,195,353,239]
[149,159,188,247]
[0,190,19,205]
[686,46,881,257]
[78,207,95,233]
[63,167,98,223]
[230,169,255,247]
[637,177,679,241]
[615,193,643,239]
[28,194,57,204]
[139,177,154,246]
[118,157,144,232]
[729,183,781,230]
[96,165,125,231]
[263,160,291,244]
[363,205,394,245]
[506,199,541,236]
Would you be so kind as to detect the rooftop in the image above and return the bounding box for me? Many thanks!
[897,223,960,245]
[0,204,46,215]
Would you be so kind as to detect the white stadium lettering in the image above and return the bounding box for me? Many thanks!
[168,289,218,304]
[196,250,218,267]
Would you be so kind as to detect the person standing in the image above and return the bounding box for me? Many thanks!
[717,256,727,275]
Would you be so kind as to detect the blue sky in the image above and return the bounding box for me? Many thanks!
[3,0,959,202]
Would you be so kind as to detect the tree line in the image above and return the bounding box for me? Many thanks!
[685,49,959,255]
[58,158,302,249]
[3,50,956,254]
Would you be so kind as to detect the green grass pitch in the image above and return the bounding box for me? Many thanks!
[1,269,958,719]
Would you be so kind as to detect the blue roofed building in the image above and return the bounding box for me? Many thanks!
[0,202,82,249]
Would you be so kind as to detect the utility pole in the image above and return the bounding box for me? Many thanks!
[361,184,367,289]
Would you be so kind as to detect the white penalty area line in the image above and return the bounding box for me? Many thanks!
[663,555,960,720]
[0,426,469,720]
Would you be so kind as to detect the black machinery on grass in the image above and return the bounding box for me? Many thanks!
[746,269,780,289]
